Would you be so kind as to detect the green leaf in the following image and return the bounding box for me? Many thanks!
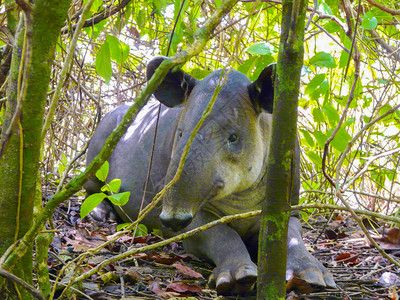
[83,0,102,12]
[305,74,326,95]
[101,178,121,193]
[302,179,319,190]
[246,43,273,55]
[117,223,131,231]
[84,19,107,40]
[80,193,107,219]
[306,151,322,167]
[343,118,355,127]
[95,42,112,84]
[379,104,394,123]
[135,224,148,236]
[313,130,328,148]
[300,129,315,147]
[330,127,351,152]
[106,35,129,65]
[109,179,121,193]
[191,68,212,80]
[339,50,350,68]
[309,52,336,68]
[320,2,333,15]
[153,0,167,12]
[238,56,257,77]
[323,104,340,127]
[361,11,378,30]
[324,21,342,34]
[108,191,130,206]
[96,161,109,182]
[312,107,325,123]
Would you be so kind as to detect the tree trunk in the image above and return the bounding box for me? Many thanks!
[0,1,71,298]
[257,0,307,298]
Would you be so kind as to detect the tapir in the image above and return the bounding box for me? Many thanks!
[84,56,335,294]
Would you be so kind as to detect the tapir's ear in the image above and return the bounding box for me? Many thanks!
[146,56,198,107]
[247,63,276,114]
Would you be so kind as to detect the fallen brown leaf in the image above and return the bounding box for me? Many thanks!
[166,281,203,295]
[172,262,204,279]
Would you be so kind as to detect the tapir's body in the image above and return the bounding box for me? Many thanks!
[85,57,335,294]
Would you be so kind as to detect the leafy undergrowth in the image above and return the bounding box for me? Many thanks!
[50,197,400,299]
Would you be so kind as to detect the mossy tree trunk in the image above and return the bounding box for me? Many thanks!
[0,1,71,298]
[257,0,307,298]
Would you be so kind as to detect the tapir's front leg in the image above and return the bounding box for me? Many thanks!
[286,217,336,288]
[182,210,257,295]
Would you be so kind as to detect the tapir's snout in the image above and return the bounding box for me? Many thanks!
[159,211,193,232]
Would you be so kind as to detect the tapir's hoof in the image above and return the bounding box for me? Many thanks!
[209,264,257,295]
[286,252,336,289]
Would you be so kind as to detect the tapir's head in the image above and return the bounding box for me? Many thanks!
[147,57,275,231]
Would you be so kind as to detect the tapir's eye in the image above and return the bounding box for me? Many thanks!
[227,133,239,145]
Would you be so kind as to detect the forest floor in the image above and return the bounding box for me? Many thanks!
[48,194,400,300]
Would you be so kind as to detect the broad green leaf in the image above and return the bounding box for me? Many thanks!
[153,0,167,12]
[309,52,336,68]
[80,193,107,219]
[362,115,371,123]
[361,11,378,30]
[343,118,355,127]
[191,68,212,80]
[305,74,326,95]
[109,178,122,193]
[300,129,315,147]
[330,127,351,152]
[302,179,319,190]
[117,223,131,231]
[310,80,329,101]
[83,0,102,12]
[135,224,148,236]
[238,56,258,77]
[108,191,130,206]
[251,55,274,81]
[312,107,325,123]
[96,161,109,182]
[246,43,273,55]
[95,42,112,84]
[101,178,121,193]
[339,50,350,68]
[84,19,107,40]
[136,9,146,27]
[106,35,130,65]
[313,130,328,148]
[306,151,322,167]
[324,21,342,34]
[379,104,394,123]
[323,104,340,127]
[320,2,333,15]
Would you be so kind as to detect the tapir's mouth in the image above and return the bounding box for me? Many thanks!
[159,211,193,232]
[159,188,220,232]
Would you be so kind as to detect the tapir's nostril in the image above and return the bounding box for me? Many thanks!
[159,212,193,232]
[214,179,224,189]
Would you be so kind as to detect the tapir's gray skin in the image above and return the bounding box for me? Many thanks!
[85,57,335,294]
